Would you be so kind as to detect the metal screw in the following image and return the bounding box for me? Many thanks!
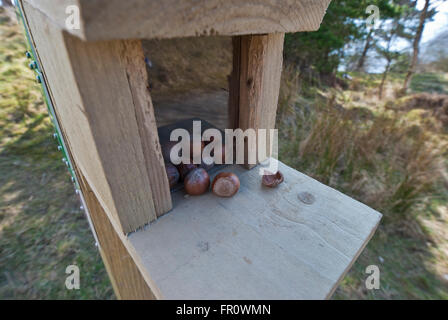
[57,145,62,151]
[36,75,41,83]
[25,51,32,59]
[53,133,58,139]
[80,205,84,210]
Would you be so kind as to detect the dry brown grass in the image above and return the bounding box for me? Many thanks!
[287,98,445,225]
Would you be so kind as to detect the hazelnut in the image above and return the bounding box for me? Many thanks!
[211,172,240,197]
[176,163,197,181]
[184,168,210,196]
[165,163,180,189]
[262,171,284,188]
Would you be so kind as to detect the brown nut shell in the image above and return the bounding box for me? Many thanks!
[176,163,197,181]
[165,163,180,189]
[184,168,210,196]
[262,171,284,188]
[211,172,240,197]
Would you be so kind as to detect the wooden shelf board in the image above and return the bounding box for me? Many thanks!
[128,160,381,299]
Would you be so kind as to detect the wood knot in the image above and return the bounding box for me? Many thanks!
[246,78,253,87]
[298,192,315,205]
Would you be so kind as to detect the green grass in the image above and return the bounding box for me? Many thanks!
[0,7,113,299]
[411,73,448,95]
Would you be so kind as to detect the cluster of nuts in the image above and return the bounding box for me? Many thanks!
[162,139,240,197]
[162,139,284,198]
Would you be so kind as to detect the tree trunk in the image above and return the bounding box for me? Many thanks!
[403,0,430,91]
[356,28,374,72]
[379,59,391,99]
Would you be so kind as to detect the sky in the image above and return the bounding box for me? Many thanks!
[419,0,448,44]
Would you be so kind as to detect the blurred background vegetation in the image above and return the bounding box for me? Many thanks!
[1,0,448,299]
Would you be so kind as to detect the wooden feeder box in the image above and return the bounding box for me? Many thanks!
[18,0,382,299]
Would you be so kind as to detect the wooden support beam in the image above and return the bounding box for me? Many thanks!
[229,34,284,168]
[22,1,172,234]
[78,172,156,300]
[82,184,156,300]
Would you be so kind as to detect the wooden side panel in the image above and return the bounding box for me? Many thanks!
[78,173,156,300]
[22,2,171,233]
[24,0,332,41]
[231,34,284,168]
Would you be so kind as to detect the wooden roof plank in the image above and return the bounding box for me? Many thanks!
[24,0,332,41]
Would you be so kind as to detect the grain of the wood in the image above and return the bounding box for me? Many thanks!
[21,1,164,298]
[129,160,382,299]
[120,41,172,217]
[228,37,241,130]
[23,0,332,41]
[23,2,161,233]
[236,34,284,168]
[78,173,156,300]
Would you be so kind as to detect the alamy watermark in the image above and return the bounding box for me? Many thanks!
[65,5,80,30]
[366,5,380,29]
[65,264,80,290]
[365,265,380,290]
[167,121,279,175]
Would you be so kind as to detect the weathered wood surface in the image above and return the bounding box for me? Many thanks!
[78,173,156,300]
[22,1,171,233]
[129,160,382,299]
[23,0,332,41]
[230,34,284,168]
[121,41,172,217]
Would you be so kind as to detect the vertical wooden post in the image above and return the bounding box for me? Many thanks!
[229,33,284,169]
[22,1,172,234]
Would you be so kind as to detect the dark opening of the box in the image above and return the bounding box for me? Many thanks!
[142,36,232,130]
